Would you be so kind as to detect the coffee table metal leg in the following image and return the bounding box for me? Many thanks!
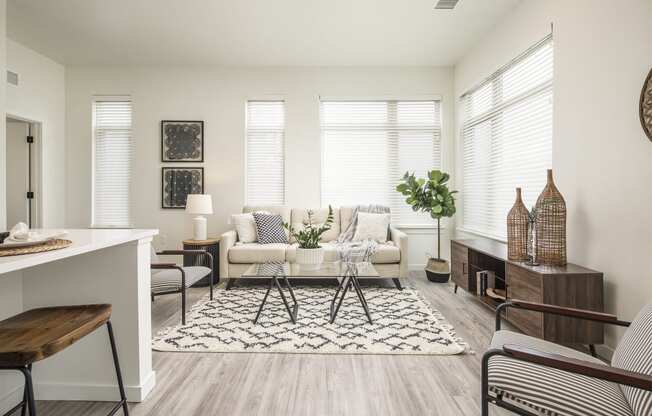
[351,276,373,324]
[283,276,298,306]
[274,276,298,324]
[330,276,351,324]
[253,278,275,324]
[330,277,346,317]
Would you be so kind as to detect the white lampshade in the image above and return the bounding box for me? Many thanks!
[185,194,213,215]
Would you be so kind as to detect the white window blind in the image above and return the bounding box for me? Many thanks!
[92,97,133,228]
[461,35,553,240]
[321,99,441,226]
[246,100,285,205]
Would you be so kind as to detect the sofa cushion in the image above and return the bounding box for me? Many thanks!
[488,330,633,416]
[612,301,652,416]
[243,206,291,238]
[151,266,211,294]
[285,242,399,264]
[369,242,400,263]
[228,243,287,263]
[339,206,355,234]
[289,208,341,243]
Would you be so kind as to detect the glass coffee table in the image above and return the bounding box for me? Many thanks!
[241,261,379,325]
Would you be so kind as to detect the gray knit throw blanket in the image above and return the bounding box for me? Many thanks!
[335,204,390,262]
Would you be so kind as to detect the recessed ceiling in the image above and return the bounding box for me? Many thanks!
[7,0,520,67]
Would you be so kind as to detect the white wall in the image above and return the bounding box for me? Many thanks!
[454,0,652,351]
[66,66,455,265]
[6,39,66,228]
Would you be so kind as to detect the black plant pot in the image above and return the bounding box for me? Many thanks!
[425,258,450,283]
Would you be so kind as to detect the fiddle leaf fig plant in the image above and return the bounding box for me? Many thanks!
[283,206,334,249]
[396,170,457,260]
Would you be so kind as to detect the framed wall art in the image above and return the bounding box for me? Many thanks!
[161,120,204,162]
[161,167,204,209]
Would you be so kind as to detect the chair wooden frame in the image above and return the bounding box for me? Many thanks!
[151,250,213,325]
[482,300,652,416]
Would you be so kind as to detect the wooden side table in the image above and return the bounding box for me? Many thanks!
[182,238,220,286]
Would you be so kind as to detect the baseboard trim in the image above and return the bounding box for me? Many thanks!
[35,370,156,403]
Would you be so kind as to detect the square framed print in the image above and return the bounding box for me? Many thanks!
[161,167,204,209]
[161,120,204,162]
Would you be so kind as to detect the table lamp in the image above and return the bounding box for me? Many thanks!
[186,194,213,241]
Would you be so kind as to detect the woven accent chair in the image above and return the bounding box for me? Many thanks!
[482,300,652,416]
[151,247,213,325]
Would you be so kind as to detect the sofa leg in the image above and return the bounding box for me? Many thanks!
[392,278,403,291]
[226,278,236,290]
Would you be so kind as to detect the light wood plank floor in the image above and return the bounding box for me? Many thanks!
[37,272,514,416]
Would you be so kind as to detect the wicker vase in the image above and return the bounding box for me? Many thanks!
[507,188,529,261]
[535,169,567,266]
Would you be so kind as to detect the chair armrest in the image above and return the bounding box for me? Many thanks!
[151,263,182,270]
[390,227,408,278]
[220,230,237,278]
[502,344,652,391]
[157,249,206,256]
[495,300,631,331]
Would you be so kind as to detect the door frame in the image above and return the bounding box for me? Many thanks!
[6,114,43,229]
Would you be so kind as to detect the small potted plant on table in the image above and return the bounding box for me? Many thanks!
[396,170,457,282]
[284,206,334,270]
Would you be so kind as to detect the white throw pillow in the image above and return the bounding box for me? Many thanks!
[353,212,390,243]
[232,211,271,243]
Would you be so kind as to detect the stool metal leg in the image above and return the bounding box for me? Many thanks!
[16,365,35,416]
[106,321,129,416]
[0,367,30,416]
[20,364,31,416]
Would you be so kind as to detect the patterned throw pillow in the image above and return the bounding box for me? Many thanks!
[252,213,288,244]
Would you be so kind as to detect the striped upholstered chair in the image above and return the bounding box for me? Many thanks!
[151,247,213,325]
[482,300,652,416]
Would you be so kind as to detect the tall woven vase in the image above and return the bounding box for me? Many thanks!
[507,188,529,261]
[535,169,567,266]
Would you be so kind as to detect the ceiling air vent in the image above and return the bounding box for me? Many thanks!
[434,0,459,9]
[7,70,18,86]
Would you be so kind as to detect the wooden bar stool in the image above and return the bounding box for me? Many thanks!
[0,304,129,416]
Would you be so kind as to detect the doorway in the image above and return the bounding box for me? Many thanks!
[6,116,41,229]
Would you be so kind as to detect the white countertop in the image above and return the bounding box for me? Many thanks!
[0,228,158,275]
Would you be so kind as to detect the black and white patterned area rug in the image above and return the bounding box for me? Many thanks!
[152,286,468,355]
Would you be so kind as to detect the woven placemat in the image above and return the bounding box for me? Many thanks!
[0,239,73,257]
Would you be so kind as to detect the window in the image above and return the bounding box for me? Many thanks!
[461,35,553,240]
[92,97,133,228]
[321,99,441,226]
[246,100,285,205]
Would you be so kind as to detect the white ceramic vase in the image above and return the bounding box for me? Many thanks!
[295,247,324,271]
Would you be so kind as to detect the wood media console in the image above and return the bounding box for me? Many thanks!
[451,237,604,347]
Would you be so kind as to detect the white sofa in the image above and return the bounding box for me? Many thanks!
[220,206,408,289]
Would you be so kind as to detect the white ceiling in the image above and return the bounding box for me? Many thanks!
[7,0,520,67]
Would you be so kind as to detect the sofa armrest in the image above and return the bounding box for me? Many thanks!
[220,230,237,278]
[390,227,408,278]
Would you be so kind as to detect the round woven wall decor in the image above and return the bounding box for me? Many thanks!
[0,239,73,257]
[640,67,652,141]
